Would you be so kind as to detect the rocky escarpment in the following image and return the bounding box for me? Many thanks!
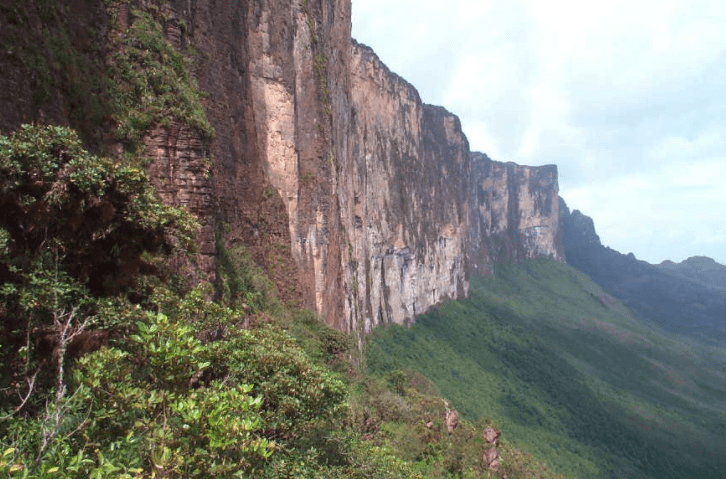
[340,43,563,332]
[341,42,471,332]
[0,0,564,335]
[468,152,563,275]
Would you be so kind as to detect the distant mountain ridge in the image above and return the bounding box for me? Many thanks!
[559,198,726,344]
[657,256,726,292]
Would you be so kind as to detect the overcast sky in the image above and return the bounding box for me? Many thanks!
[352,0,726,266]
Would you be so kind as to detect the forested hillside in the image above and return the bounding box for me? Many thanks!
[367,260,726,479]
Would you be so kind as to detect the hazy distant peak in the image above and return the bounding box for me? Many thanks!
[682,256,722,266]
[656,255,726,292]
[660,255,723,268]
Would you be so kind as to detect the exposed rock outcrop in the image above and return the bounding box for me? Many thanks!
[0,0,565,335]
[341,42,470,332]
[0,0,110,145]
[145,121,216,275]
[444,402,460,434]
[337,44,564,332]
[483,447,501,471]
[484,426,501,444]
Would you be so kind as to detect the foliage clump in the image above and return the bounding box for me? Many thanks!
[0,124,197,296]
[106,6,214,152]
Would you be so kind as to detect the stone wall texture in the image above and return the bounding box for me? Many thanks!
[0,0,564,335]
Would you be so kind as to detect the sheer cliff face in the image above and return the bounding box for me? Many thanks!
[159,0,354,320]
[342,43,470,332]
[0,0,564,334]
[468,152,563,274]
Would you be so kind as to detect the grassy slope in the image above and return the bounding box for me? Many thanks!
[366,259,726,479]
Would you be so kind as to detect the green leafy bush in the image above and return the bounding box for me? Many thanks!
[1,311,274,478]
[0,124,198,278]
[0,124,199,411]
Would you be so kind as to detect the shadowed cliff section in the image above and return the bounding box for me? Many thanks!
[0,0,111,146]
[560,198,726,344]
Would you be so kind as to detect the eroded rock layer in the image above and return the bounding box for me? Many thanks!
[0,0,564,334]
[340,43,471,332]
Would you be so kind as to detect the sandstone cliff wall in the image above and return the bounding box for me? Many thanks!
[340,42,470,332]
[172,0,353,321]
[468,152,563,275]
[0,0,564,335]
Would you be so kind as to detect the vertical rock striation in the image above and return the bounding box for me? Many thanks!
[340,42,470,332]
[467,152,563,276]
[0,0,565,335]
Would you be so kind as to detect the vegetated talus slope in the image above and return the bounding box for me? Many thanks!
[367,259,726,479]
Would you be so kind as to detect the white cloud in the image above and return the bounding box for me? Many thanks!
[561,158,726,263]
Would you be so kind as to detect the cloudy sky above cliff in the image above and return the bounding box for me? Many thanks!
[353,0,726,265]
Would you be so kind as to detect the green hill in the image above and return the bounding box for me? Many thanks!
[367,258,726,479]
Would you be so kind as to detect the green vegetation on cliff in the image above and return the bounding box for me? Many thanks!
[105,4,214,151]
[1,124,553,478]
[1,0,212,158]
